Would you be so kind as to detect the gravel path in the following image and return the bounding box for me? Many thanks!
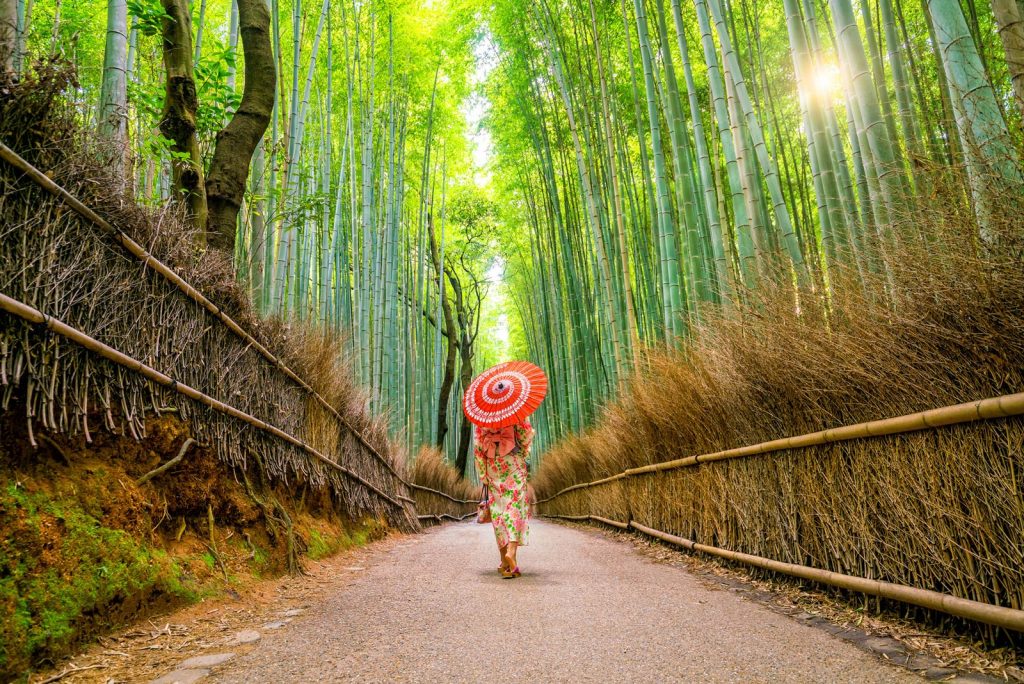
[212,520,916,683]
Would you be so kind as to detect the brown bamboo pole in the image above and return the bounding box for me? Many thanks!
[0,292,413,508]
[0,142,407,488]
[417,512,477,523]
[536,392,1024,503]
[591,515,630,530]
[545,514,1024,633]
[407,482,478,505]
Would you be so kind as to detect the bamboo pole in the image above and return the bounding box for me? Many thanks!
[0,141,409,489]
[545,515,1024,634]
[407,482,477,505]
[536,391,1024,503]
[0,292,413,508]
[417,512,476,523]
[591,515,629,530]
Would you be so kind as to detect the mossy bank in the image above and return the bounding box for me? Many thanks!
[0,412,388,680]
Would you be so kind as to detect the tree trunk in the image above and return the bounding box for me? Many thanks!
[454,344,473,477]
[159,0,207,235]
[0,0,16,78]
[993,0,1024,119]
[428,211,458,452]
[206,0,275,254]
[448,269,474,477]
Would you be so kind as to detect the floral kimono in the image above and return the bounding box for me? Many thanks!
[474,420,534,547]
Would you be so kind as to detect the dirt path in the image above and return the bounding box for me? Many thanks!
[202,520,916,683]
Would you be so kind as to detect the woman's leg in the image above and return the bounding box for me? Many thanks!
[498,542,508,570]
[504,541,519,570]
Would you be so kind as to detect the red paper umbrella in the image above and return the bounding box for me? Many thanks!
[463,361,548,428]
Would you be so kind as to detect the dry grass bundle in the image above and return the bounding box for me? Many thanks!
[410,447,478,522]
[535,171,1024,644]
[0,63,416,531]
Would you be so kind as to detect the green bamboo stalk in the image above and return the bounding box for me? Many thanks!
[694,0,755,287]
[192,0,207,63]
[671,0,729,302]
[782,0,847,269]
[98,0,128,155]
[927,0,1024,238]
[707,0,807,281]
[632,0,683,337]
[653,0,708,313]
[828,0,907,236]
[539,2,623,373]
[879,0,923,169]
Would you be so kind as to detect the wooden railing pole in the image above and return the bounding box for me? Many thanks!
[406,482,478,505]
[536,392,1024,504]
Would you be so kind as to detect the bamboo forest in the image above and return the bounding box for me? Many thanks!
[2,0,1024,677]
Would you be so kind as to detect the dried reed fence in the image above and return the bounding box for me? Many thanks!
[0,67,431,529]
[539,392,1024,633]
[534,178,1024,643]
[409,447,479,523]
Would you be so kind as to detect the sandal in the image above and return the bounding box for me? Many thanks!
[501,566,521,579]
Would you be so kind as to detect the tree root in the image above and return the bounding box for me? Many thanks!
[136,437,196,485]
[242,468,305,575]
[39,434,72,466]
[206,503,229,580]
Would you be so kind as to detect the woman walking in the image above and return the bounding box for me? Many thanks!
[463,361,547,579]
[475,419,534,577]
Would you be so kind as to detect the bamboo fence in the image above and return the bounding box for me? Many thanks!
[407,447,480,521]
[537,397,1024,638]
[536,392,1024,503]
[0,141,407,487]
[416,511,478,523]
[0,90,464,530]
[0,292,409,508]
[407,482,478,505]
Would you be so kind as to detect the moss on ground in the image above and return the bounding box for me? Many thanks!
[303,518,387,560]
[0,484,195,678]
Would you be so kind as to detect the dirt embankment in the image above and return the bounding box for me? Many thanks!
[0,411,388,680]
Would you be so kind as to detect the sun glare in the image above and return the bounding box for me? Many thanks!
[810,62,841,100]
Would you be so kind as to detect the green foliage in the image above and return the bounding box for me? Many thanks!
[200,551,216,570]
[481,0,1024,454]
[15,0,1022,468]
[194,47,241,140]
[126,0,171,37]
